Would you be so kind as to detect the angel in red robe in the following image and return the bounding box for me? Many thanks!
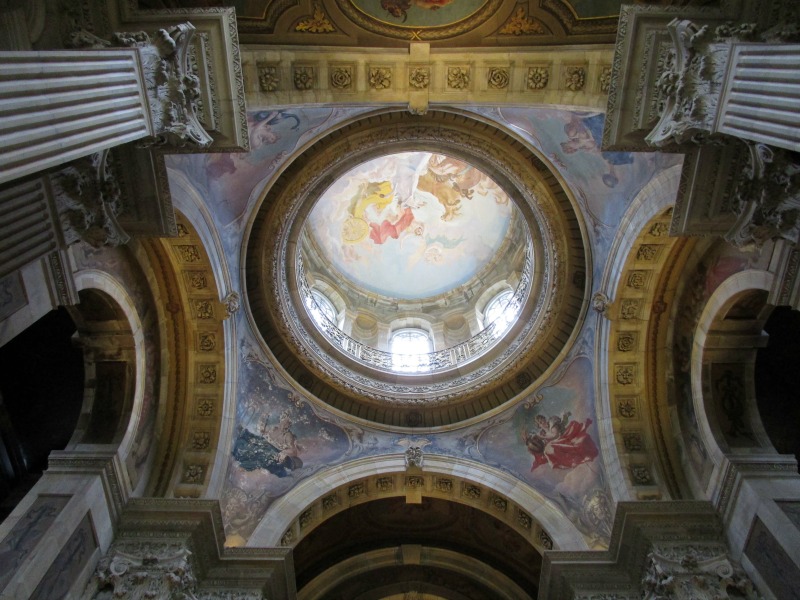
[368,206,417,244]
[524,412,598,472]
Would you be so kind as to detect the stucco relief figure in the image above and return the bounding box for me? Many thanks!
[524,412,599,471]
[232,414,304,477]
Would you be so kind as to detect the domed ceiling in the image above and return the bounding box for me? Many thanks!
[305,152,514,300]
[245,110,589,427]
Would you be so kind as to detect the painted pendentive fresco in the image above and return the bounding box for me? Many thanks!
[305,152,513,300]
[166,107,685,547]
[474,355,612,546]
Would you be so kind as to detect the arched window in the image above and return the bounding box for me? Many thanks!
[307,290,337,328]
[483,289,516,335]
[390,328,433,373]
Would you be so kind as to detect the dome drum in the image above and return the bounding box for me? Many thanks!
[245,110,589,428]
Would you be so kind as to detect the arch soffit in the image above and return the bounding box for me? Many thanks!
[245,454,587,552]
[133,213,229,500]
[297,546,532,600]
[168,173,240,498]
[595,164,683,503]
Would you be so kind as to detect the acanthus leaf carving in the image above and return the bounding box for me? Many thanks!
[50,150,130,248]
[725,143,800,250]
[647,19,758,148]
[70,24,213,149]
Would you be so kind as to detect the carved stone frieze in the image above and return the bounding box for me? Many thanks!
[565,66,586,91]
[409,67,430,89]
[369,67,392,90]
[330,66,353,90]
[726,143,800,249]
[293,66,315,90]
[447,66,470,90]
[258,64,279,91]
[487,67,510,89]
[526,66,549,90]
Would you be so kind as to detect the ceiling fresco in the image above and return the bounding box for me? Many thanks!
[138,0,628,43]
[164,105,683,549]
[350,0,488,27]
[305,152,514,300]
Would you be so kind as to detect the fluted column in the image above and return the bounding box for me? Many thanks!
[0,50,150,185]
[716,43,800,151]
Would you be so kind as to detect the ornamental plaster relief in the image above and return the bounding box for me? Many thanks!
[242,46,613,111]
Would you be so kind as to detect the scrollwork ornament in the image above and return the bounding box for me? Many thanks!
[128,24,212,148]
[87,544,199,599]
[641,544,761,600]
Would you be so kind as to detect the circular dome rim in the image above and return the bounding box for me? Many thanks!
[243,108,590,428]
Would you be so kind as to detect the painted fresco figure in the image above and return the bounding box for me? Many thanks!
[417,154,491,221]
[560,113,633,188]
[381,0,454,21]
[232,414,304,477]
[524,412,598,471]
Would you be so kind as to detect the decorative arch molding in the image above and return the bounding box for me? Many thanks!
[246,454,587,551]
[691,270,776,469]
[168,170,240,498]
[298,546,531,600]
[595,164,683,502]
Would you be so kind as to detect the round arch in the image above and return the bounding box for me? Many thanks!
[71,270,145,467]
[246,454,587,551]
[691,270,776,469]
[298,546,531,600]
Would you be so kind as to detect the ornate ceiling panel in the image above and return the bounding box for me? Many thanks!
[139,0,652,45]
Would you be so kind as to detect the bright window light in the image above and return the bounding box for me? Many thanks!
[390,328,433,373]
[484,290,515,334]
[307,290,336,328]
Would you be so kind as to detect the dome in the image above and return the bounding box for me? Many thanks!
[299,151,531,376]
[245,110,589,428]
